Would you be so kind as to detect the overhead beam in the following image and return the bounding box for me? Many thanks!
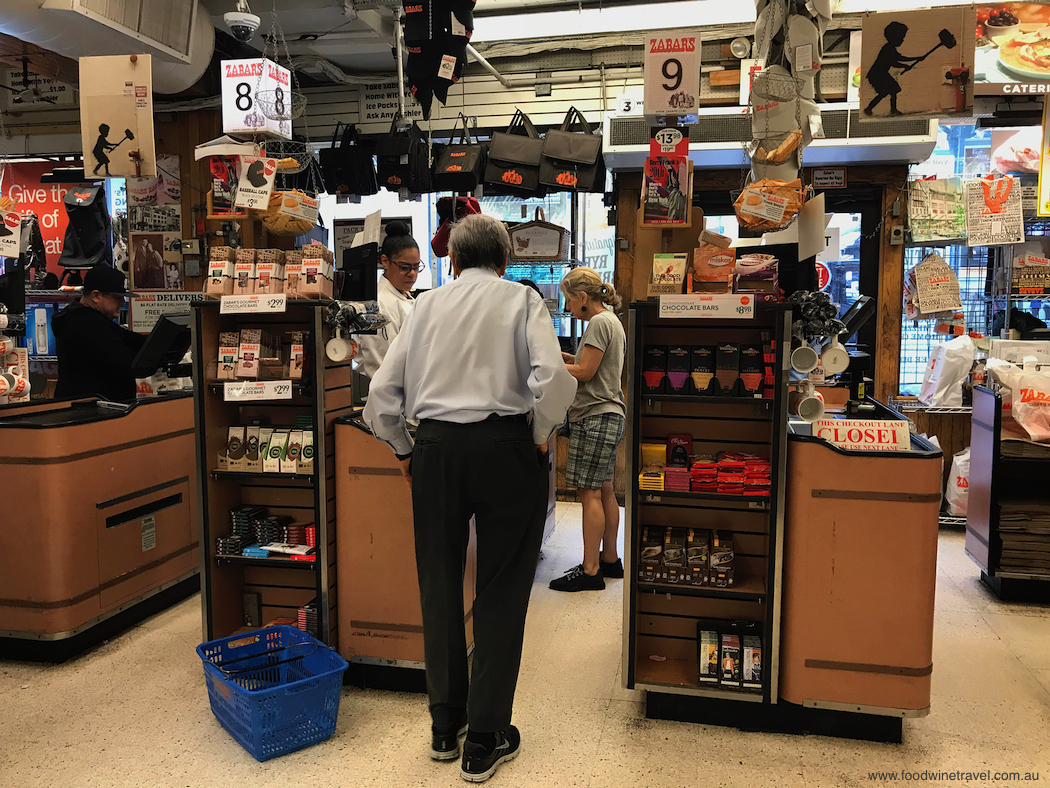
[356,9,396,44]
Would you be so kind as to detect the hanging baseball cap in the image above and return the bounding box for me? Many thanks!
[83,264,131,296]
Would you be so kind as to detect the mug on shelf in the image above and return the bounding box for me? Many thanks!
[325,329,358,363]
[788,379,824,422]
[0,372,29,398]
[820,334,849,376]
[790,340,819,374]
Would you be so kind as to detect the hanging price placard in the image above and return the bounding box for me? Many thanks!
[220,293,287,314]
[224,380,294,402]
[659,294,754,319]
[643,30,700,124]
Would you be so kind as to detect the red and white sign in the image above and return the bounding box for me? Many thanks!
[815,261,831,291]
[644,30,700,123]
[0,211,21,259]
[651,127,689,157]
[221,58,291,140]
[812,419,911,452]
[234,156,278,211]
[0,161,70,277]
[659,293,754,320]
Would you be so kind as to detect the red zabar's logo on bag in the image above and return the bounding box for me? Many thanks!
[387,175,402,185]
[404,4,423,11]
[450,151,466,157]
[556,172,578,187]
[1019,387,1050,404]
[957,476,969,488]
[74,191,93,201]
[649,36,696,54]
[445,165,463,172]
[502,170,524,185]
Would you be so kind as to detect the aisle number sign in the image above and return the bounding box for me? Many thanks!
[659,294,754,319]
[220,293,287,314]
[643,30,700,125]
[221,58,291,140]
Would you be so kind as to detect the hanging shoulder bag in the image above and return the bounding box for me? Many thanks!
[484,109,546,197]
[318,122,378,196]
[540,107,606,193]
[432,114,487,192]
[376,114,432,193]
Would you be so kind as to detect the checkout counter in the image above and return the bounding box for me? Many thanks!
[0,394,199,660]
[780,402,942,723]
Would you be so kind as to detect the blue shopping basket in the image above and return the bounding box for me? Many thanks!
[197,625,349,761]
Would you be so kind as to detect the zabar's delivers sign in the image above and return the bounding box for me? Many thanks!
[812,419,911,452]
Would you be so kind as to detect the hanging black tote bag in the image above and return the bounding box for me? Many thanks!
[376,115,432,193]
[539,107,606,192]
[484,109,545,197]
[318,122,378,196]
[432,114,487,192]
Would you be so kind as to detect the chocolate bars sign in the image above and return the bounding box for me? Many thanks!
[659,294,754,320]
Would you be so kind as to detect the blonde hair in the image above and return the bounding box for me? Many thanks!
[560,266,622,311]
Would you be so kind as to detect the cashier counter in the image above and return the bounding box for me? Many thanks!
[0,393,199,660]
[781,397,942,720]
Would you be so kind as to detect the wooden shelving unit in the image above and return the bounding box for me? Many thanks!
[623,300,791,709]
[192,300,354,646]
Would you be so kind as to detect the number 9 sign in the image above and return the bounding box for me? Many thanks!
[643,30,700,124]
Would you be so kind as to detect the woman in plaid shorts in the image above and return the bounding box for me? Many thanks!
[550,267,627,592]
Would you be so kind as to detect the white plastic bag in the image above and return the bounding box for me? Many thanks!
[1014,371,1050,442]
[987,358,1024,414]
[918,336,975,407]
[945,447,970,517]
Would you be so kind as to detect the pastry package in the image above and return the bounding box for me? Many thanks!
[734,178,804,233]
[689,230,736,292]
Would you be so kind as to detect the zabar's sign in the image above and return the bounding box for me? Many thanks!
[812,419,911,452]
[649,36,697,53]
[644,28,700,124]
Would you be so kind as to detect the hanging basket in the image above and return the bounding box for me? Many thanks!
[258,189,317,236]
[509,208,570,262]
[264,139,313,175]
[256,90,308,121]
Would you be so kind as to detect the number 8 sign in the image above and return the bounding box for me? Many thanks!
[643,30,701,125]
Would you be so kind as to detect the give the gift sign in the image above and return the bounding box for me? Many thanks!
[224,380,293,402]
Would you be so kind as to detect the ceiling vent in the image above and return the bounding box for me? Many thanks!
[40,0,199,62]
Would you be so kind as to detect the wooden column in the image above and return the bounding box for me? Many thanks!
[875,174,907,404]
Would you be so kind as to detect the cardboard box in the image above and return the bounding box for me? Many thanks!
[285,262,303,297]
[299,258,334,298]
[245,426,261,472]
[236,328,262,379]
[719,634,742,687]
[234,261,255,295]
[642,345,668,394]
[662,528,687,584]
[217,331,240,380]
[686,529,710,586]
[227,426,247,472]
[284,429,303,474]
[265,430,287,473]
[690,345,715,394]
[289,331,306,380]
[639,527,663,582]
[205,259,235,296]
[698,629,720,684]
[716,344,740,395]
[255,261,284,294]
[300,431,314,475]
[710,531,735,588]
[742,635,762,691]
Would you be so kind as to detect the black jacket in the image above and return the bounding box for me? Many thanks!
[52,301,146,402]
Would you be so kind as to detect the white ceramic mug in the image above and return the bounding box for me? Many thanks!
[0,336,13,356]
[820,335,850,376]
[325,330,358,363]
[0,372,29,398]
[789,379,825,423]
[790,340,819,374]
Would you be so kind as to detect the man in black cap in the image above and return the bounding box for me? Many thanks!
[53,264,145,401]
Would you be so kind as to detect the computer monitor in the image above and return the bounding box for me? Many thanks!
[0,258,26,336]
[340,242,379,302]
[131,313,191,378]
[839,295,876,343]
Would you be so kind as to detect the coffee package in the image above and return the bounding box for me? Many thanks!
[698,629,719,684]
[720,634,742,687]
[710,531,735,588]
[662,528,687,584]
[667,344,691,393]
[690,346,715,394]
[218,331,240,380]
[642,345,668,394]
[686,529,710,586]
[742,635,763,691]
[639,527,663,582]
[740,343,763,395]
[716,343,740,395]
[227,426,247,471]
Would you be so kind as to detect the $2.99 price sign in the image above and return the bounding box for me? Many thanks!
[220,293,287,314]
[643,30,700,121]
[224,380,294,402]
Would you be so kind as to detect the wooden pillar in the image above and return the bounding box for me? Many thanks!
[876,176,906,404]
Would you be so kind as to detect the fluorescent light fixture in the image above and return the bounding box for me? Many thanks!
[472,1,757,43]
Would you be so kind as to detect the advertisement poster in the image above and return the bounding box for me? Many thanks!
[965,176,1025,246]
[860,7,976,118]
[0,211,21,258]
[642,156,691,225]
[0,161,70,275]
[975,3,1050,96]
[79,55,156,179]
[234,157,277,211]
[130,233,183,290]
[130,292,204,334]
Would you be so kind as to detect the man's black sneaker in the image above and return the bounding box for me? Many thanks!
[599,557,624,578]
[431,721,469,761]
[461,726,521,782]
[549,564,605,592]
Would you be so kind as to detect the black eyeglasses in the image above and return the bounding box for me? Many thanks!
[397,263,426,274]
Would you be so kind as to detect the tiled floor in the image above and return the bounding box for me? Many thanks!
[3,504,1050,787]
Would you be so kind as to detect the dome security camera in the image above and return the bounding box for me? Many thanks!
[224,11,261,43]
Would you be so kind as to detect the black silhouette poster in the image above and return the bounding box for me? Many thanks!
[79,55,157,179]
[860,7,976,119]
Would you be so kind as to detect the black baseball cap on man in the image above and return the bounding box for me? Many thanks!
[83,265,131,296]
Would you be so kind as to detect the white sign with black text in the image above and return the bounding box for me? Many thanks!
[643,30,700,124]
[234,156,278,211]
[0,211,21,258]
[224,380,294,402]
[221,59,291,140]
[220,293,287,314]
[659,293,755,320]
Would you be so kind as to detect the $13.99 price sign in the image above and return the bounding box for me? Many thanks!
[643,30,700,123]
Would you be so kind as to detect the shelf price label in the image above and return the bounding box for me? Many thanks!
[224,380,294,402]
[220,293,287,314]
[659,294,754,319]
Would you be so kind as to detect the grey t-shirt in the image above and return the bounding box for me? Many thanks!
[567,309,627,423]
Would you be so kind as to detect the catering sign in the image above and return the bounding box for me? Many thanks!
[221,58,291,140]
[812,419,911,452]
[974,4,1050,96]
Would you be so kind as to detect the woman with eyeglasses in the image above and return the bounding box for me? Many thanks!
[356,220,424,379]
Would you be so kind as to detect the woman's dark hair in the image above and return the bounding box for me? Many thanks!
[382,220,418,260]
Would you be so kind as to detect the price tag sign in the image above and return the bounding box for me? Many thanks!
[659,294,754,319]
[234,156,278,211]
[220,293,287,314]
[0,212,21,258]
[650,126,689,157]
[224,380,294,402]
[643,30,700,124]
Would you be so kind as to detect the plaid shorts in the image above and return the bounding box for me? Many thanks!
[566,412,625,490]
